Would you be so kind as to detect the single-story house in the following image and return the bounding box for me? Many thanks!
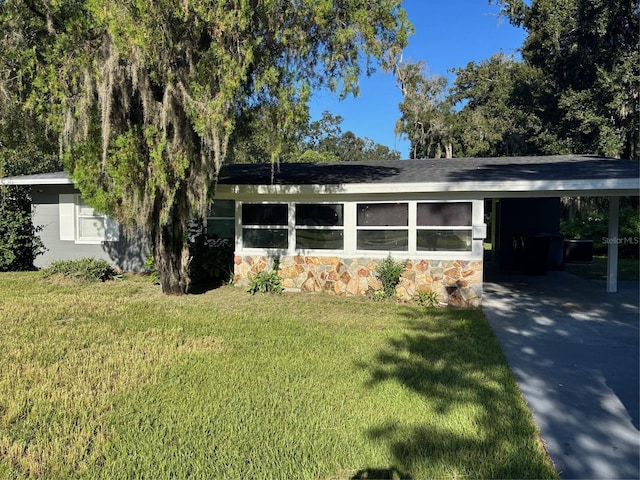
[2,154,638,306]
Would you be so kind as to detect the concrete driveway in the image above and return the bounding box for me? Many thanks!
[482,269,639,479]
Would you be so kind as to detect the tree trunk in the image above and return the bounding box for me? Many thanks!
[154,224,191,295]
[153,190,192,295]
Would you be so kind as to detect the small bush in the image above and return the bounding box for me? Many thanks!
[369,289,389,302]
[42,258,117,282]
[143,255,160,285]
[415,289,439,308]
[376,255,407,298]
[247,259,284,295]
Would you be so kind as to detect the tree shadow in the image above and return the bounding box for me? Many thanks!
[350,466,413,480]
[356,308,556,479]
[218,162,402,186]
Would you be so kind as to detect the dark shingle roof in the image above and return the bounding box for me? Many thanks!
[3,155,637,194]
[217,155,639,186]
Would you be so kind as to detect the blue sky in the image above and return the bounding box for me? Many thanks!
[308,0,527,157]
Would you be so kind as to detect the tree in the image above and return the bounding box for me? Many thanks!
[227,104,310,165]
[492,0,639,158]
[0,54,60,271]
[229,109,401,164]
[448,52,540,157]
[0,0,411,294]
[299,111,400,162]
[391,59,454,159]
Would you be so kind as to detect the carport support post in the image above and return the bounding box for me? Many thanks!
[606,196,619,293]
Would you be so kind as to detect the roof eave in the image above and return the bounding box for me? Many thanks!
[215,178,640,197]
[0,173,74,186]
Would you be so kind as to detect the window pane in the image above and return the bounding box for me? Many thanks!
[357,230,408,251]
[78,217,106,238]
[209,200,235,218]
[357,203,408,226]
[296,229,344,250]
[417,230,472,251]
[208,220,234,239]
[417,202,472,227]
[77,204,96,216]
[296,204,343,226]
[242,204,287,226]
[242,228,288,248]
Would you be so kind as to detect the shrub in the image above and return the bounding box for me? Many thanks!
[143,255,160,285]
[415,289,439,308]
[561,199,639,258]
[369,289,389,302]
[0,185,45,271]
[42,258,117,282]
[376,255,407,298]
[247,259,284,295]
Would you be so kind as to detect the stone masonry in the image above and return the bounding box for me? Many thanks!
[234,255,483,307]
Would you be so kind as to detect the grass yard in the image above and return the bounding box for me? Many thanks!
[565,256,640,281]
[0,273,557,479]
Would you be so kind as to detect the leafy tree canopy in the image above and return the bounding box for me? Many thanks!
[391,59,453,159]
[394,0,638,159]
[228,109,401,163]
[0,0,411,293]
[0,41,61,271]
[492,0,639,158]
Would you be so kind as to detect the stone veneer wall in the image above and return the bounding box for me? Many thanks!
[234,255,483,307]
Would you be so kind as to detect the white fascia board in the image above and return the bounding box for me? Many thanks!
[215,177,640,197]
[0,175,74,186]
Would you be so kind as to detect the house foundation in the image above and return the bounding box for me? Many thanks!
[234,255,483,307]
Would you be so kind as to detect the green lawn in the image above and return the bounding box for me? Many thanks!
[0,273,557,479]
[565,256,640,281]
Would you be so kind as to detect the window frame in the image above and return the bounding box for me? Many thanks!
[355,202,409,252]
[294,203,345,251]
[240,202,290,250]
[59,194,119,244]
[206,199,236,241]
[415,201,473,252]
[235,199,483,259]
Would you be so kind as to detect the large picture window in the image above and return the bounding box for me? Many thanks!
[356,203,408,251]
[242,203,288,249]
[416,202,472,251]
[295,204,344,250]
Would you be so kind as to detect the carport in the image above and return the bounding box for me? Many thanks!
[461,154,639,292]
[469,156,639,478]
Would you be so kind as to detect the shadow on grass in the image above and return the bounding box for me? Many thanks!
[356,308,556,479]
[350,467,413,480]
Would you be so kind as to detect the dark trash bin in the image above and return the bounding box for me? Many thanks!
[564,239,594,263]
[543,233,565,270]
[522,235,551,275]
